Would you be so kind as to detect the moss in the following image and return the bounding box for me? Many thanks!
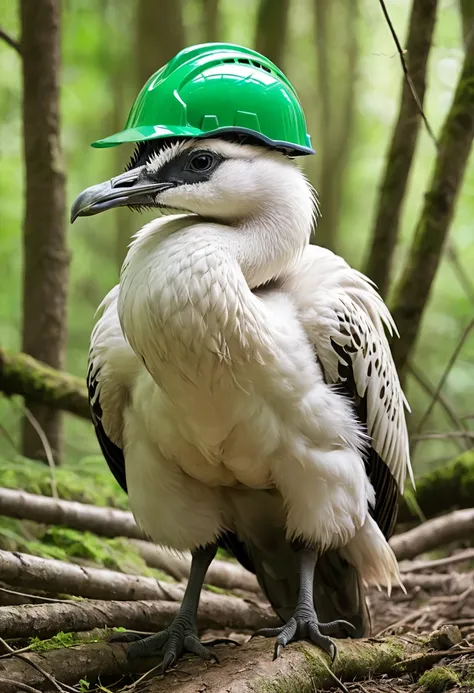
[204,583,238,597]
[0,516,153,576]
[27,628,118,652]
[417,666,461,692]
[0,453,128,508]
[399,450,474,522]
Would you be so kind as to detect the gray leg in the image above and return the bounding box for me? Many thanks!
[125,543,225,671]
[253,547,355,661]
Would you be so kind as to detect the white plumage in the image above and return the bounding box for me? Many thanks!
[87,139,412,600]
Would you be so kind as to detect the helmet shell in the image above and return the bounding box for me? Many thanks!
[92,43,314,156]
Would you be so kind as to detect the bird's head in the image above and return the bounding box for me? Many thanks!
[71,137,316,228]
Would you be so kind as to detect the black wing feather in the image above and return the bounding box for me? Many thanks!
[331,339,399,539]
[87,364,128,493]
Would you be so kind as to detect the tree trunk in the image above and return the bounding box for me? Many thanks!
[254,0,290,70]
[20,0,69,464]
[364,0,438,296]
[460,0,474,49]
[136,0,185,87]
[389,29,474,373]
[313,0,358,252]
[201,0,220,43]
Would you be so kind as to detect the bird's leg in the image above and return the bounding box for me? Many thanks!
[124,543,224,671]
[252,546,355,661]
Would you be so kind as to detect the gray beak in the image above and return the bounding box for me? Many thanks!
[70,166,174,223]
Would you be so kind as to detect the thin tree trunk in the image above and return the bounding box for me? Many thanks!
[364,0,438,296]
[390,30,474,372]
[254,0,290,70]
[136,0,185,87]
[313,0,358,252]
[460,0,474,48]
[201,0,220,43]
[20,0,69,463]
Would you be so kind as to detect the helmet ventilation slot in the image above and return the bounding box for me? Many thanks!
[220,57,274,75]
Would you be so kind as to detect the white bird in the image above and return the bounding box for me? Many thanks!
[72,137,412,670]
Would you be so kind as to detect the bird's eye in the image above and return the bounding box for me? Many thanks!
[188,153,215,172]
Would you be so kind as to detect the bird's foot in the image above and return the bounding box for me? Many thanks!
[252,607,355,662]
[114,616,235,672]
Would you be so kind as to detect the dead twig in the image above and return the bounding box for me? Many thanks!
[0,680,42,693]
[377,0,437,147]
[402,548,474,573]
[406,364,469,448]
[0,27,21,55]
[412,318,474,453]
[14,401,58,498]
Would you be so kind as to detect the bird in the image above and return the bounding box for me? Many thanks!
[71,43,412,673]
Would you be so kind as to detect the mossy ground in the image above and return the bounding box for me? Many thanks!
[417,666,461,692]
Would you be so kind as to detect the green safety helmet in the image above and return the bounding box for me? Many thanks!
[92,43,314,156]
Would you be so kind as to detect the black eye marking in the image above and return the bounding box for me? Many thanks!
[186,151,216,173]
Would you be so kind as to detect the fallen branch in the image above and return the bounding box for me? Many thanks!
[399,570,473,593]
[0,626,463,693]
[0,549,184,602]
[401,547,474,573]
[0,488,260,592]
[0,348,89,420]
[391,508,474,560]
[0,597,276,641]
[133,540,260,593]
[0,27,21,55]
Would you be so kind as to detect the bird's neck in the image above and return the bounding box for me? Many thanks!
[118,183,314,381]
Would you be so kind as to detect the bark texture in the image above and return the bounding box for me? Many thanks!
[0,549,183,602]
[0,627,462,693]
[20,0,69,463]
[364,0,438,296]
[0,348,89,419]
[0,597,276,641]
[390,33,474,372]
[254,0,290,70]
[136,0,185,87]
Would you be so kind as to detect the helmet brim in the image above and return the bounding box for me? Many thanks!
[91,125,315,156]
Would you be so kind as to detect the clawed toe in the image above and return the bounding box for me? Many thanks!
[125,622,228,672]
[253,614,352,662]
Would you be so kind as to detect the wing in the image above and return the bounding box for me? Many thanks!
[88,285,141,494]
[283,245,413,539]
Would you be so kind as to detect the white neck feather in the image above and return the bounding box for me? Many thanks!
[118,153,315,379]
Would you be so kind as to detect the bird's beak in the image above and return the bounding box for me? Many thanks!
[70,166,174,223]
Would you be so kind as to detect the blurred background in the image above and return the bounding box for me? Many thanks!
[0,0,472,485]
